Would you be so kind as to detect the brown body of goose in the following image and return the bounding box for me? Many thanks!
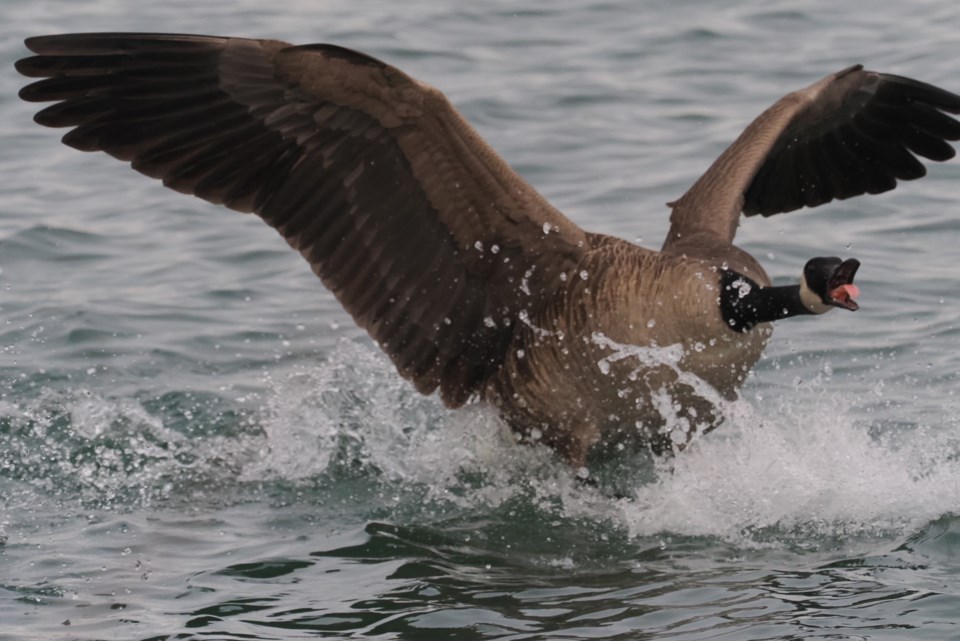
[16,34,960,466]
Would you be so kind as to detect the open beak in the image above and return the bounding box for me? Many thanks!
[826,258,860,311]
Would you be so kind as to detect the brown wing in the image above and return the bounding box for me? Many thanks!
[16,33,588,406]
[664,65,960,249]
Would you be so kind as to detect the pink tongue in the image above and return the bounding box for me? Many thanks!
[831,283,860,300]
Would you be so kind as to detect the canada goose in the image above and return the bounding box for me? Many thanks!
[16,34,960,467]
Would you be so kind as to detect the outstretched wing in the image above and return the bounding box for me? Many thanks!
[664,65,960,249]
[16,33,588,406]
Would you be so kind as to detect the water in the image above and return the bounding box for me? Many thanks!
[3,0,960,638]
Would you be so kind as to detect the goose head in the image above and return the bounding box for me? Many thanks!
[800,257,861,313]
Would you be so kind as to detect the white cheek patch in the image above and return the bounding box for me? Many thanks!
[800,276,833,314]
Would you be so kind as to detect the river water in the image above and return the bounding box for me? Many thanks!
[3,0,960,639]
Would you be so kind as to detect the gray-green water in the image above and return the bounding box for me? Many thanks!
[3,0,960,639]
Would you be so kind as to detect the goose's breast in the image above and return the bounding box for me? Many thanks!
[578,253,772,398]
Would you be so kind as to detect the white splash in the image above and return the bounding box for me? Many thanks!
[12,338,958,547]
[261,340,960,545]
[593,332,685,371]
[617,392,960,544]
[0,388,259,509]
[592,332,728,424]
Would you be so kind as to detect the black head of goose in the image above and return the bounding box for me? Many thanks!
[16,35,960,467]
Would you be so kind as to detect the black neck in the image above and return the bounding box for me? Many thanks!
[720,270,814,333]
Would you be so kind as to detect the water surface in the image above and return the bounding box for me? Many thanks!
[2,0,960,639]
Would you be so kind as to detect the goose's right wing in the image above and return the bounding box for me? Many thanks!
[16,33,589,406]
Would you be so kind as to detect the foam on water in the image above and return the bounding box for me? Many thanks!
[249,340,960,544]
[582,339,960,543]
[622,398,960,543]
[3,339,959,549]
